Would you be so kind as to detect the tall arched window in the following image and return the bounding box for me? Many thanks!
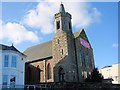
[59,67,65,82]
[36,65,40,83]
[46,63,52,80]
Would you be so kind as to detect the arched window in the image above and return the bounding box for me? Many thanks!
[59,67,65,82]
[46,63,52,80]
[36,65,40,83]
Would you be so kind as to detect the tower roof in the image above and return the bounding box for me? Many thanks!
[59,3,65,13]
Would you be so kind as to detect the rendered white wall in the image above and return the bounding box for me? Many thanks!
[2,50,25,87]
[99,63,120,84]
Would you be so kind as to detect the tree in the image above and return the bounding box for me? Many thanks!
[85,68,103,82]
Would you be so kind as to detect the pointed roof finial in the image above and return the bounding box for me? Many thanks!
[12,43,13,46]
[59,3,65,13]
[61,1,62,4]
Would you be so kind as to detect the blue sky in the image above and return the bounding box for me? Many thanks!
[1,2,118,68]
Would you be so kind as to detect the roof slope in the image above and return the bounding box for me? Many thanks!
[24,41,52,62]
[0,44,25,56]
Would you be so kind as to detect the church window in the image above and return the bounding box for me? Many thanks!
[57,39,59,44]
[46,63,52,80]
[69,22,71,29]
[61,49,64,55]
[80,48,86,67]
[83,54,86,67]
[89,57,93,68]
[56,21,60,29]
[37,65,40,82]
[80,48,84,67]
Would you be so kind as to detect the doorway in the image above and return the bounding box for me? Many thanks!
[59,67,65,82]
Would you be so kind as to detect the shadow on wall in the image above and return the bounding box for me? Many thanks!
[25,63,41,84]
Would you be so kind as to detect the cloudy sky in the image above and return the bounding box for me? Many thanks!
[1,1,118,68]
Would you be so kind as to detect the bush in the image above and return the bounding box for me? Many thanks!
[85,68,103,82]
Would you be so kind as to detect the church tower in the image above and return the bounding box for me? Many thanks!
[52,4,78,82]
[54,4,72,34]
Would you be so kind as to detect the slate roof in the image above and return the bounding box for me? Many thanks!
[24,41,52,62]
[0,44,25,56]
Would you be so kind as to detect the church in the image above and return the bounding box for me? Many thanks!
[24,4,95,84]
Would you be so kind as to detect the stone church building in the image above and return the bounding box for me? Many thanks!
[24,4,95,84]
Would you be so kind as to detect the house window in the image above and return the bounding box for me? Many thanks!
[2,75,8,85]
[4,55,9,67]
[56,21,60,29]
[46,63,52,80]
[11,55,17,68]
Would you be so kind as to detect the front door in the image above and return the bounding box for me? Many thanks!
[59,67,65,82]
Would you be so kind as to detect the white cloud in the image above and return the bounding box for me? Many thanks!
[23,2,57,34]
[112,43,118,48]
[1,2,101,44]
[0,21,39,45]
[0,19,3,40]
[36,0,87,2]
[23,2,101,34]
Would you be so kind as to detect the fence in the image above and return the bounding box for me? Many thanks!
[1,82,120,90]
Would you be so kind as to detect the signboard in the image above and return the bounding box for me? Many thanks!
[80,38,90,49]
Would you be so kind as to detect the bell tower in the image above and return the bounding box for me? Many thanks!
[54,4,72,34]
[52,4,78,82]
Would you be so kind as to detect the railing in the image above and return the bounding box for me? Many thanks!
[0,84,52,90]
[1,84,24,90]
[24,84,51,90]
[0,83,120,90]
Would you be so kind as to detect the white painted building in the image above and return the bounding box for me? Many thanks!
[0,44,25,89]
[99,63,120,84]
